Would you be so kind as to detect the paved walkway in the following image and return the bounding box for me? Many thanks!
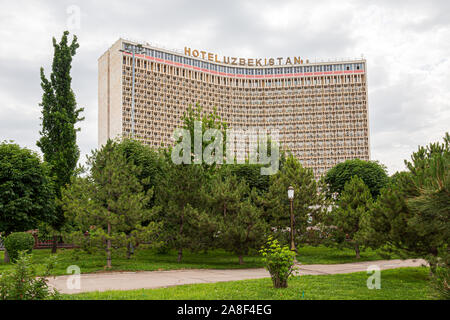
[48,259,427,294]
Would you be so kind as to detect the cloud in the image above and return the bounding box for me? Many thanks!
[0,0,449,174]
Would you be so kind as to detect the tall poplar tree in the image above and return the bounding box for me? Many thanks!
[37,31,84,252]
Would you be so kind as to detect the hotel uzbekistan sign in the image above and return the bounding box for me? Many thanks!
[184,47,309,67]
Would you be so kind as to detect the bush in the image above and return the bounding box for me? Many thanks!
[260,237,297,288]
[430,266,450,300]
[156,242,171,255]
[4,232,35,262]
[429,255,450,300]
[0,252,59,300]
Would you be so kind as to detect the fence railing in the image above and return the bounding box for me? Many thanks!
[0,236,75,250]
[33,240,76,249]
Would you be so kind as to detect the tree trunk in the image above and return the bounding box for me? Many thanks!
[355,243,360,259]
[3,248,10,263]
[272,277,288,288]
[126,235,132,259]
[429,262,437,276]
[126,243,131,259]
[238,255,244,265]
[51,235,58,254]
[429,248,439,275]
[106,222,112,269]
[177,211,184,263]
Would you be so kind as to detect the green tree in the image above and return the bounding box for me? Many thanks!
[331,176,373,259]
[156,158,212,262]
[155,105,228,262]
[116,138,164,208]
[208,167,250,218]
[361,133,449,271]
[228,163,270,195]
[37,31,84,253]
[0,252,59,300]
[324,159,389,199]
[265,155,323,246]
[0,142,55,262]
[208,169,268,264]
[218,192,268,265]
[62,140,159,268]
[181,103,227,173]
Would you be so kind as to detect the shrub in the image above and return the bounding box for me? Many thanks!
[260,236,297,288]
[0,252,60,300]
[156,243,171,255]
[4,232,35,262]
[430,266,450,300]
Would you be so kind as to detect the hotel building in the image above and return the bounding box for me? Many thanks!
[98,39,370,177]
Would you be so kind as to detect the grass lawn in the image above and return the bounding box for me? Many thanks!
[65,267,432,300]
[0,245,395,276]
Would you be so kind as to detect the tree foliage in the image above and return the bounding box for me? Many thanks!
[116,138,164,207]
[180,103,227,172]
[0,142,55,262]
[260,237,297,288]
[324,159,389,199]
[62,140,159,268]
[4,232,35,262]
[330,176,373,258]
[361,133,449,268]
[228,163,271,195]
[0,252,59,300]
[265,155,324,245]
[208,169,268,264]
[155,158,212,262]
[37,31,84,248]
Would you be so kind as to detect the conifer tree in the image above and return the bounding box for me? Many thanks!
[37,31,84,253]
[207,169,268,264]
[155,104,227,262]
[265,155,323,246]
[218,193,268,265]
[116,138,164,208]
[61,140,159,268]
[360,133,449,271]
[208,168,250,218]
[156,159,212,262]
[331,176,372,259]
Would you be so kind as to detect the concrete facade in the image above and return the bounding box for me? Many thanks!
[99,39,370,177]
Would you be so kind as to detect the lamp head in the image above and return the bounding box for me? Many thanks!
[288,186,294,200]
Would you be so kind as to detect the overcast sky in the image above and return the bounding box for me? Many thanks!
[0,0,449,174]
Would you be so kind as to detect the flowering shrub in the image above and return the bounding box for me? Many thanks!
[260,236,297,288]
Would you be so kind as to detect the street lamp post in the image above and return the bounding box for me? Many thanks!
[288,186,296,252]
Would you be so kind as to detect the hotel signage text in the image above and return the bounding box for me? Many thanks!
[185,47,309,67]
